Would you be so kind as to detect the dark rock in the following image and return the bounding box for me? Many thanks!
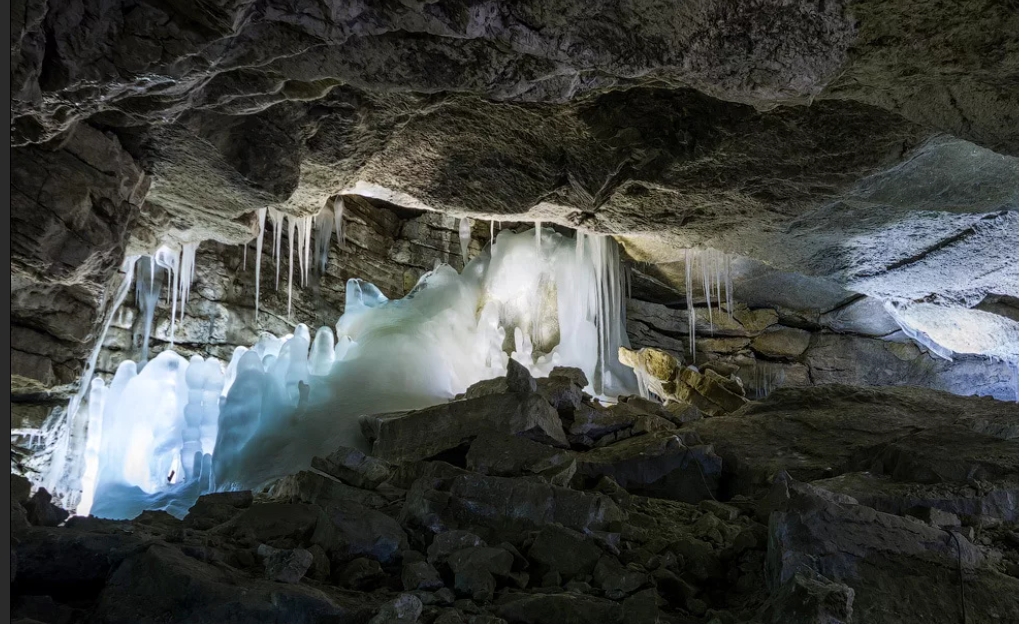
[325,500,409,564]
[183,490,253,530]
[756,570,855,624]
[428,531,488,566]
[493,592,624,624]
[403,561,445,591]
[621,588,663,624]
[336,557,386,590]
[211,502,334,550]
[266,469,389,511]
[363,392,568,464]
[668,536,722,582]
[257,544,314,584]
[23,488,69,527]
[573,431,721,504]
[369,594,423,624]
[768,478,1019,623]
[549,367,589,389]
[506,358,538,395]
[536,376,584,412]
[592,555,647,599]
[92,544,374,623]
[528,525,603,580]
[751,327,812,358]
[13,527,149,597]
[312,445,392,490]
[466,432,576,487]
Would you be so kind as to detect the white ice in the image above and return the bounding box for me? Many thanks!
[68,228,639,519]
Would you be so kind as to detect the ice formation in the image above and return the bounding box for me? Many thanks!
[60,227,637,519]
[683,249,734,360]
[459,216,472,266]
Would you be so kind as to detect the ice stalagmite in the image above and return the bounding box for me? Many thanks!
[459,217,472,266]
[254,208,267,320]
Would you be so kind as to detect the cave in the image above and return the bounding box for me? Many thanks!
[9,1,1019,623]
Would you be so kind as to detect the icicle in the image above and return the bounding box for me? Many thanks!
[242,243,247,271]
[535,221,542,252]
[686,249,696,361]
[314,204,333,275]
[459,216,472,267]
[134,257,164,362]
[701,252,713,328]
[288,218,296,318]
[490,220,495,250]
[269,208,284,290]
[177,242,199,323]
[254,208,267,321]
[333,196,345,250]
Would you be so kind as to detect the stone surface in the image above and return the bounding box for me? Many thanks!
[465,432,576,487]
[257,544,314,584]
[573,431,721,504]
[363,392,567,464]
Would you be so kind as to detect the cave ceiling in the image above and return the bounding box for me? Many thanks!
[10,0,1019,372]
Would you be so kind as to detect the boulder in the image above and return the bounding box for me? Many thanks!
[573,431,721,504]
[592,555,647,599]
[312,446,392,490]
[265,470,389,511]
[336,557,386,590]
[403,561,445,591]
[755,570,855,624]
[493,593,624,624]
[369,594,423,624]
[466,432,576,487]
[751,327,812,358]
[211,503,334,550]
[325,500,409,564]
[428,531,488,566]
[257,545,314,584]
[91,544,375,623]
[23,489,69,527]
[183,490,253,530]
[13,528,151,597]
[362,392,568,464]
[768,478,1019,624]
[527,524,603,580]
[536,376,584,412]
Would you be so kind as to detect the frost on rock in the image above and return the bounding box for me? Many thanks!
[59,228,638,519]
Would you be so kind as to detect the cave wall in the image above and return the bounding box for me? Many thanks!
[94,196,495,375]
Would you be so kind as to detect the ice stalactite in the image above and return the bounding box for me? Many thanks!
[254,208,267,320]
[314,203,334,275]
[333,197,345,249]
[80,228,638,519]
[459,216,472,266]
[242,243,247,271]
[683,249,735,361]
[178,243,198,323]
[135,257,164,362]
[490,221,495,250]
[269,207,284,289]
[738,359,787,400]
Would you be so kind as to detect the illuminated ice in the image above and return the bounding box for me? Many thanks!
[78,228,638,518]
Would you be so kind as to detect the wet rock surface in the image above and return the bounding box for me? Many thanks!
[12,375,1019,624]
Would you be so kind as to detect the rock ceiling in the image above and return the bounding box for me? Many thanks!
[10,0,1019,386]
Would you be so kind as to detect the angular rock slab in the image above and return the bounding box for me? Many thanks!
[362,392,567,464]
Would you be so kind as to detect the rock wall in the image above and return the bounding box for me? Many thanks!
[626,266,1019,402]
[95,196,495,374]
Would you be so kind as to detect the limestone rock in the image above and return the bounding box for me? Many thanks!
[751,327,812,358]
[428,531,488,566]
[573,431,721,504]
[403,561,444,591]
[362,392,568,464]
[23,489,68,528]
[311,446,392,490]
[493,593,624,624]
[337,557,386,590]
[265,470,388,511]
[756,570,855,624]
[528,524,604,580]
[257,544,314,584]
[466,432,576,487]
[369,594,423,624]
[183,490,253,530]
